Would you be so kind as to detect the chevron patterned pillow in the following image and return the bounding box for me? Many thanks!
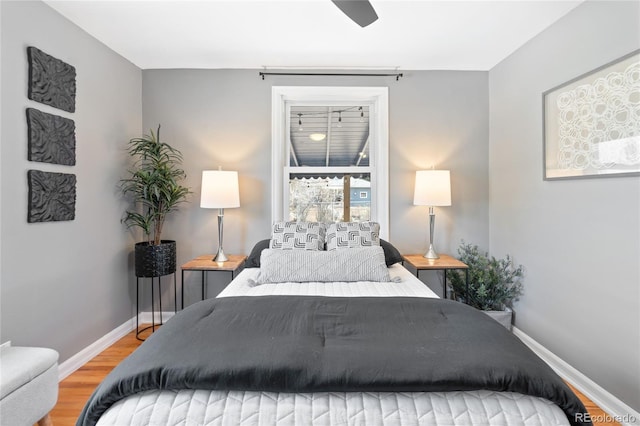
[326,221,380,250]
[269,221,326,250]
[257,246,391,283]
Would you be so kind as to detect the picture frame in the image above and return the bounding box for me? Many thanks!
[543,49,640,180]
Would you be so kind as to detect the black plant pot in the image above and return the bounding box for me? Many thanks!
[134,240,177,278]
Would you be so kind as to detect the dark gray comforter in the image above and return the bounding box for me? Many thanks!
[78,296,590,426]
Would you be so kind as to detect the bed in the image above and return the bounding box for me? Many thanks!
[78,223,590,426]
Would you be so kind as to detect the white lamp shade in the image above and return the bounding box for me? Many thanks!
[200,170,240,209]
[413,170,451,206]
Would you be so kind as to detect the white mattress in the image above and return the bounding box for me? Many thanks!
[218,264,439,298]
[98,264,569,426]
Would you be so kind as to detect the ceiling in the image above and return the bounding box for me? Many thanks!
[44,0,582,71]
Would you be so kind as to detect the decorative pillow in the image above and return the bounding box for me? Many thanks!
[257,246,391,283]
[380,239,403,267]
[250,236,401,267]
[245,238,270,268]
[326,222,380,250]
[270,221,325,250]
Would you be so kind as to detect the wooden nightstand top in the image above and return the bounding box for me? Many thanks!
[181,254,247,271]
[403,254,468,270]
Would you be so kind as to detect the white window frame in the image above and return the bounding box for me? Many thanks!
[271,86,389,239]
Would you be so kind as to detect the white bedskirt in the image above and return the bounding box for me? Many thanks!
[98,389,569,426]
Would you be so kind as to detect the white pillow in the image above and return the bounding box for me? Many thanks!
[269,221,325,250]
[257,246,391,283]
[326,221,380,250]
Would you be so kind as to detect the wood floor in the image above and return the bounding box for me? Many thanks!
[51,326,619,426]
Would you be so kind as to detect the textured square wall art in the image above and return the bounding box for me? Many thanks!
[27,46,76,113]
[27,170,76,223]
[543,49,640,180]
[26,108,76,165]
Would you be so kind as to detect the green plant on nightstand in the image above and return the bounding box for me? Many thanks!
[448,241,524,329]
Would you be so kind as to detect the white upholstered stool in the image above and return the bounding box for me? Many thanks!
[0,345,59,426]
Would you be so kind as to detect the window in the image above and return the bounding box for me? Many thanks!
[289,175,371,222]
[271,87,389,238]
[287,104,371,222]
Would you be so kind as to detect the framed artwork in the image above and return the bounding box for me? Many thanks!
[26,108,76,166]
[543,49,640,180]
[27,170,76,223]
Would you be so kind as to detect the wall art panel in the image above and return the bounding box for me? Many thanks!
[27,46,76,113]
[27,170,76,223]
[26,108,76,165]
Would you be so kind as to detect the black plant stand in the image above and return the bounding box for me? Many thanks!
[134,240,178,341]
[136,273,177,341]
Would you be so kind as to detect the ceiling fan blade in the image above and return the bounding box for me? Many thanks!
[331,0,378,27]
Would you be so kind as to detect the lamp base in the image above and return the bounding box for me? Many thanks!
[423,244,440,259]
[213,248,228,262]
[213,211,228,262]
[213,250,229,262]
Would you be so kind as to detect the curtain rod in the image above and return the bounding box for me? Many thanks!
[259,71,403,81]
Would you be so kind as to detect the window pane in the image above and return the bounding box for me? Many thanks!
[289,106,369,167]
[289,174,371,222]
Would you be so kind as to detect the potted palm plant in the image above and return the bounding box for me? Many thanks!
[448,241,524,330]
[120,125,191,277]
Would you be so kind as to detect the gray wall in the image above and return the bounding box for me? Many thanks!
[0,1,142,361]
[10,3,634,412]
[142,70,489,301]
[489,1,640,410]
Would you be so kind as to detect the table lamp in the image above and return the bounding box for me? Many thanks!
[413,170,451,259]
[200,169,240,262]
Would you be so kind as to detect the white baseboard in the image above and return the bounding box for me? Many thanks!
[138,310,176,324]
[513,327,640,426]
[58,317,135,380]
[58,311,176,381]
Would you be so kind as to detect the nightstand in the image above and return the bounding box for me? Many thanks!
[403,254,469,301]
[181,254,247,309]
